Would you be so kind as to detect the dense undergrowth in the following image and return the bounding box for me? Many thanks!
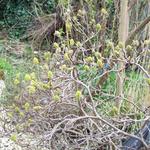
[0,0,150,149]
[0,0,57,38]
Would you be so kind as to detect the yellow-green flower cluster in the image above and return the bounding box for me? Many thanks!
[126,45,132,51]
[85,56,94,63]
[54,30,61,38]
[107,41,114,49]
[60,64,67,71]
[97,59,104,68]
[24,74,31,81]
[13,73,20,85]
[66,20,72,33]
[84,65,90,71]
[144,40,150,46]
[10,134,17,142]
[75,90,82,101]
[44,52,51,62]
[33,105,42,111]
[96,23,101,31]
[64,53,70,61]
[27,85,36,94]
[24,102,30,112]
[33,57,39,65]
[53,42,59,49]
[132,40,139,47]
[69,39,75,46]
[76,41,81,47]
[101,8,108,16]
[146,78,150,85]
[53,95,60,101]
[48,71,53,79]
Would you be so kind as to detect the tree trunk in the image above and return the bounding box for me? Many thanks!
[115,0,129,110]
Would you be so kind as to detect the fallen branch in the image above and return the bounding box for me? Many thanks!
[125,16,150,46]
[128,0,138,11]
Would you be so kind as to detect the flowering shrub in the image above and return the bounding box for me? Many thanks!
[4,2,150,149]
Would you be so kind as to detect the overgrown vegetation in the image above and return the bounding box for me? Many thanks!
[0,0,57,38]
[0,0,150,149]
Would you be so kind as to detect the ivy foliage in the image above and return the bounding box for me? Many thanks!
[0,0,57,38]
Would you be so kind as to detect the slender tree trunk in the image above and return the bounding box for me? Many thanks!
[115,0,129,110]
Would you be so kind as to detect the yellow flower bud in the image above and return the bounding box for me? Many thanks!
[91,19,96,24]
[54,31,61,37]
[7,112,13,118]
[85,56,93,63]
[48,71,53,79]
[16,124,21,131]
[107,41,114,48]
[101,8,108,15]
[75,90,82,100]
[76,41,81,47]
[14,79,20,85]
[144,40,150,46]
[96,23,101,31]
[56,47,61,53]
[95,52,102,58]
[97,59,104,68]
[42,83,51,89]
[109,106,118,116]
[44,52,51,61]
[77,9,83,16]
[28,85,36,94]
[10,134,17,142]
[73,16,77,21]
[30,72,36,80]
[84,65,90,71]
[33,106,42,111]
[24,74,31,81]
[15,106,20,113]
[68,49,73,56]
[44,52,51,58]
[60,64,67,71]
[24,102,30,112]
[69,39,75,46]
[132,40,139,47]
[28,118,33,124]
[115,45,121,52]
[66,21,72,32]
[16,73,20,79]
[53,95,60,101]
[19,112,24,117]
[33,57,39,64]
[118,42,124,48]
[64,53,70,61]
[146,78,150,85]
[53,42,59,49]
[126,45,132,51]
[114,50,119,55]
[30,80,37,87]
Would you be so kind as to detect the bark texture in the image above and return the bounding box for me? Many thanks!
[116,0,128,109]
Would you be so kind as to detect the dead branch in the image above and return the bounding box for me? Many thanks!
[128,0,138,11]
[125,16,150,46]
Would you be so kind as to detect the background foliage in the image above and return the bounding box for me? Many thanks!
[0,0,57,38]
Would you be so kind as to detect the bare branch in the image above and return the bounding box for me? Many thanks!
[125,16,150,46]
[128,0,138,11]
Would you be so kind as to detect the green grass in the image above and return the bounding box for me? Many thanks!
[0,58,13,76]
[0,52,34,103]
